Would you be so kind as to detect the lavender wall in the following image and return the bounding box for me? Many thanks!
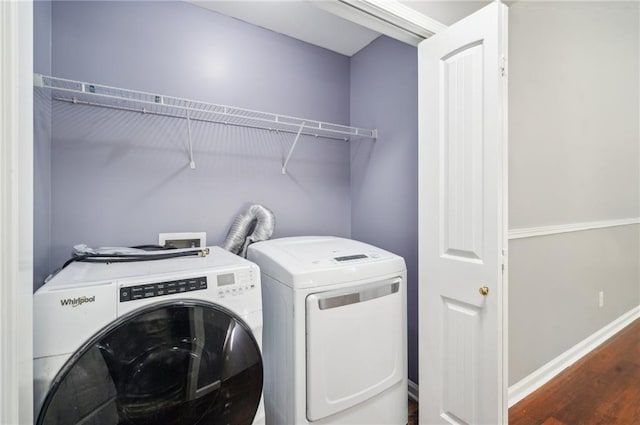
[34,0,52,288]
[349,36,419,383]
[41,0,420,385]
[45,1,352,277]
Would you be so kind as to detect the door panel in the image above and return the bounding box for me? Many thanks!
[441,297,482,424]
[441,42,484,263]
[418,2,508,424]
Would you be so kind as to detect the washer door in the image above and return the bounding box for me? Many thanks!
[37,300,262,425]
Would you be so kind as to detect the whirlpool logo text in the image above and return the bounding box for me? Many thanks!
[60,296,95,308]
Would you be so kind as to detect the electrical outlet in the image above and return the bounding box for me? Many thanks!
[598,291,604,308]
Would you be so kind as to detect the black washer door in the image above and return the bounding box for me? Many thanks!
[37,300,263,425]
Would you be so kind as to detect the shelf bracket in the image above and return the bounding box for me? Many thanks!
[186,108,196,169]
[282,122,305,175]
[34,73,44,88]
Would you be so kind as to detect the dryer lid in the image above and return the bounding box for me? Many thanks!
[36,300,263,425]
[247,236,406,289]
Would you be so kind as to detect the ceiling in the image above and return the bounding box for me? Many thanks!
[189,1,491,57]
[400,1,492,26]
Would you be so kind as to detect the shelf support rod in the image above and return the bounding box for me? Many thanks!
[282,121,305,175]
[186,108,196,169]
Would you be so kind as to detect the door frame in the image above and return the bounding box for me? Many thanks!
[499,2,510,421]
[1,0,34,424]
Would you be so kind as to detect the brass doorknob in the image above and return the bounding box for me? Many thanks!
[479,286,490,296]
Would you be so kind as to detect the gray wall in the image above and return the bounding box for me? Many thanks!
[509,226,640,383]
[46,1,353,277]
[508,2,640,385]
[34,0,52,288]
[509,1,639,228]
[349,36,419,383]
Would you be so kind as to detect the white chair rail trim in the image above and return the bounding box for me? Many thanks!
[508,217,640,240]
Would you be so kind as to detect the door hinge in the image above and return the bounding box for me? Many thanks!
[501,249,507,272]
[500,56,507,77]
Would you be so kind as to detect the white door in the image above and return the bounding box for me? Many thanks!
[418,2,508,425]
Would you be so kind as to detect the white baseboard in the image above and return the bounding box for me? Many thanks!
[508,305,640,407]
[408,379,419,401]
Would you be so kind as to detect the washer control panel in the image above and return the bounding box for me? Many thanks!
[120,276,207,302]
[216,269,256,298]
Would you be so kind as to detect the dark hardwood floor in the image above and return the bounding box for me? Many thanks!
[509,318,640,425]
[409,397,418,425]
[408,320,639,424]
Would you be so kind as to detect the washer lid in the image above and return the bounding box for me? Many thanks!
[247,236,406,289]
[36,300,263,425]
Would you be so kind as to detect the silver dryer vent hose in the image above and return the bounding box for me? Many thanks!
[221,204,275,257]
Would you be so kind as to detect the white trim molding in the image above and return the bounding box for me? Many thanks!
[408,379,419,402]
[508,217,640,240]
[508,305,640,407]
[0,1,34,424]
[314,0,447,46]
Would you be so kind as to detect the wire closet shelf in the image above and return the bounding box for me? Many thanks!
[35,74,377,141]
[35,74,377,173]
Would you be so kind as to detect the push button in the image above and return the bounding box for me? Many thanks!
[131,286,144,300]
[142,284,155,298]
[177,280,187,292]
[120,288,131,302]
[187,280,199,291]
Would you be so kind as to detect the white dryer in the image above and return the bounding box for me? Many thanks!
[247,236,407,425]
[34,247,265,425]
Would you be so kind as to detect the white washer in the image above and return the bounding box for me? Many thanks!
[34,247,265,425]
[247,236,407,425]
